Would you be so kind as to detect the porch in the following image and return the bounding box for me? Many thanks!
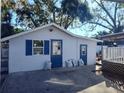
[102,47,124,75]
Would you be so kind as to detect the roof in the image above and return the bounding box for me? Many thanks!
[1,23,102,42]
[100,31,124,38]
[99,32,124,41]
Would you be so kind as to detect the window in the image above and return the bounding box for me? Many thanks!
[33,40,44,55]
[26,40,49,56]
[52,41,61,55]
[81,46,86,55]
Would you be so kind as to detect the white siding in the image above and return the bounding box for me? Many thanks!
[9,26,96,73]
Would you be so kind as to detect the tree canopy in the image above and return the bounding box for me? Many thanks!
[1,0,24,38]
[1,0,93,38]
[1,0,124,38]
[2,0,92,28]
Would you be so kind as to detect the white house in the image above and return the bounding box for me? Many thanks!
[1,23,102,73]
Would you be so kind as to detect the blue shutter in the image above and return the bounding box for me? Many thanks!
[44,40,49,55]
[26,40,32,56]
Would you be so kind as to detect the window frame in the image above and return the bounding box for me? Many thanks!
[32,40,44,55]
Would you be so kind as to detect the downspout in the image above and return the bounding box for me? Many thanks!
[101,41,104,63]
[76,38,78,60]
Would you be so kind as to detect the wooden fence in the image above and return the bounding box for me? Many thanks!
[103,47,124,64]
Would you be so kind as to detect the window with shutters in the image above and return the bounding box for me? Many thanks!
[33,40,44,55]
[26,40,49,56]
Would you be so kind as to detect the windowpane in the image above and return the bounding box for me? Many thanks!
[52,41,61,55]
[33,48,43,55]
[33,40,43,47]
[81,46,86,55]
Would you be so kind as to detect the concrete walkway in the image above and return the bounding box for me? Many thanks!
[0,65,123,93]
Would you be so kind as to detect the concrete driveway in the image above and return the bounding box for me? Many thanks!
[0,65,124,93]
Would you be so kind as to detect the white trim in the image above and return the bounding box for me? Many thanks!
[1,23,102,42]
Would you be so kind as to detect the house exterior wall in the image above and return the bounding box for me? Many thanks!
[9,26,96,73]
[77,39,96,65]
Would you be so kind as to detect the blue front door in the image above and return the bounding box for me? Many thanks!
[80,44,87,65]
[51,40,62,68]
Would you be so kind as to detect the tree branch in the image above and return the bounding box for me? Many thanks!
[114,2,118,27]
[53,10,56,23]
[30,15,38,27]
[89,21,112,30]
[60,13,63,26]
[95,0,116,27]
[97,15,114,28]
[64,18,74,29]
[65,15,70,28]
